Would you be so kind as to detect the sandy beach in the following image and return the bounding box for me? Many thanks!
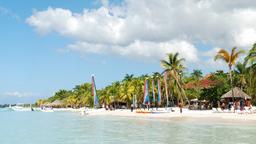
[73,107,256,124]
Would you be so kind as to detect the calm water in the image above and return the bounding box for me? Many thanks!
[0,110,255,144]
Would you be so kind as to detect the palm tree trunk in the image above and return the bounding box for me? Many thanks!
[172,72,189,105]
[229,66,235,103]
[249,68,253,96]
[164,72,169,107]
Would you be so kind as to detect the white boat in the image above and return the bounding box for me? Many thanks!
[10,104,33,112]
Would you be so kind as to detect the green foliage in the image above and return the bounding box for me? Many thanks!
[200,71,230,106]
[48,89,72,102]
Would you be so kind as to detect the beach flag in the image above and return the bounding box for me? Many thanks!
[152,79,155,103]
[143,79,150,104]
[92,75,99,108]
[157,79,161,105]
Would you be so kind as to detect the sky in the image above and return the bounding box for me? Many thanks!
[0,0,256,104]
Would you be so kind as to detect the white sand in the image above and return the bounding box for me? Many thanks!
[77,107,256,122]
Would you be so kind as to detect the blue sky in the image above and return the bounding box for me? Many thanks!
[0,0,255,103]
[0,0,161,103]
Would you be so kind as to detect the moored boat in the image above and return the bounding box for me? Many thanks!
[136,109,152,114]
[10,104,33,112]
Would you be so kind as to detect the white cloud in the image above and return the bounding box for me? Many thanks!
[26,0,256,70]
[3,92,39,98]
[201,47,221,57]
[68,40,199,62]
[234,28,256,47]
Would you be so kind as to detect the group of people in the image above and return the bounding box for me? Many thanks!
[221,99,253,111]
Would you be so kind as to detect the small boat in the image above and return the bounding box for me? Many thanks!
[10,104,33,112]
[136,109,152,114]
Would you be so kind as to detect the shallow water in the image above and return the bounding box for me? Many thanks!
[0,110,255,144]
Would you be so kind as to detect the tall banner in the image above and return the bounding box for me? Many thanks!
[152,79,155,104]
[157,79,161,105]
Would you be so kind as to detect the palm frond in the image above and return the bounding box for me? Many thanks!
[231,47,237,58]
[231,50,245,65]
[173,52,179,64]
[214,49,230,63]
[160,60,171,69]
[176,58,185,64]
[244,50,256,66]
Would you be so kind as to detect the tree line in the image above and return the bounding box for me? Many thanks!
[36,43,256,108]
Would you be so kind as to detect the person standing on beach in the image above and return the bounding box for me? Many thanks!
[131,104,134,112]
[178,102,183,113]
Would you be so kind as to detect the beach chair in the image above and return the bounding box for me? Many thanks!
[235,109,245,114]
[244,107,251,114]
[217,108,224,113]
[212,108,218,113]
[251,106,256,114]
[231,107,234,112]
[223,109,231,113]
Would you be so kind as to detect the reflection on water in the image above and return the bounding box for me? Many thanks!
[0,111,255,144]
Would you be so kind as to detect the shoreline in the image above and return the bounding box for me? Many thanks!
[4,107,256,125]
[79,107,256,123]
[8,107,256,122]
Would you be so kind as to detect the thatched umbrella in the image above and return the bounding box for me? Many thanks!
[221,87,251,100]
[52,100,63,106]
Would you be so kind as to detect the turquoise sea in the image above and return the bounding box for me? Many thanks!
[0,109,255,144]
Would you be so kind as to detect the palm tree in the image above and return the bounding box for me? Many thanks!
[35,99,48,106]
[152,72,162,78]
[235,62,247,90]
[160,52,187,105]
[190,69,203,99]
[121,74,135,108]
[244,43,256,102]
[132,77,144,105]
[244,43,256,66]
[65,94,77,108]
[214,47,245,102]
[191,69,203,80]
[123,74,134,82]
[113,81,123,108]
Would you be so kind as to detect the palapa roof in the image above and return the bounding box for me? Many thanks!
[51,100,63,105]
[221,87,251,99]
